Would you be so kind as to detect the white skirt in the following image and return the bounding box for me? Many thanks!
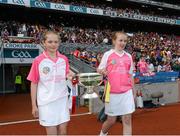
[38,96,70,126]
[105,89,135,116]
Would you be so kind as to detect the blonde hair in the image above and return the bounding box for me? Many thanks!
[112,31,128,41]
[111,31,128,46]
[42,30,60,42]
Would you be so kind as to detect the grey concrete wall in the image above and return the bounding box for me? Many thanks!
[87,81,179,113]
[135,81,179,104]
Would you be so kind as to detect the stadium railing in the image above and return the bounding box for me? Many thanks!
[68,54,96,73]
[60,43,111,53]
[59,43,96,73]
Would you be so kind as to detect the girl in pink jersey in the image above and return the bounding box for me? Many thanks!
[97,32,136,135]
[27,31,74,135]
[137,57,148,73]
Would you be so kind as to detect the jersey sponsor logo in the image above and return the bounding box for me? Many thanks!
[42,67,50,75]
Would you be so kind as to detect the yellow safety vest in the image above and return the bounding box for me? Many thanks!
[15,75,22,84]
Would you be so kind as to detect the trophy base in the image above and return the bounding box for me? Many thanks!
[82,92,98,99]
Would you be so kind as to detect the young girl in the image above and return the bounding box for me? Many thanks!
[97,31,136,135]
[27,31,74,135]
[137,57,148,73]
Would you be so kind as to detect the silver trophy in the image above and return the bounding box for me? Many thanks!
[78,73,103,99]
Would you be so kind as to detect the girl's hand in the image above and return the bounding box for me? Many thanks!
[98,68,108,76]
[67,70,75,81]
[32,106,39,118]
[132,88,137,102]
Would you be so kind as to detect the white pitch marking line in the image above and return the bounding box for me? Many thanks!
[0,119,38,126]
[71,112,91,117]
[0,112,91,126]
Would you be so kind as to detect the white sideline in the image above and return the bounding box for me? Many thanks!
[0,112,91,126]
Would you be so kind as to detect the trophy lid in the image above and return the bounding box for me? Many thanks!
[78,73,102,77]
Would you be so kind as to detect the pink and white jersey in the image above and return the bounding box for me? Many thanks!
[27,51,69,106]
[98,49,134,94]
[137,61,148,73]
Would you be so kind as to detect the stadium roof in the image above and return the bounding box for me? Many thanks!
[152,0,180,5]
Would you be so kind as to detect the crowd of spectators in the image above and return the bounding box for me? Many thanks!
[72,41,180,73]
[0,20,179,72]
[0,21,111,44]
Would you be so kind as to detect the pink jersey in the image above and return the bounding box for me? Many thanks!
[27,51,69,106]
[98,49,134,94]
[137,60,148,73]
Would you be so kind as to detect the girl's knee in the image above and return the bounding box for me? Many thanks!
[45,126,57,135]
[122,115,131,125]
[58,124,67,135]
[107,117,116,125]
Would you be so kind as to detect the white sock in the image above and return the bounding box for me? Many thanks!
[100,130,108,136]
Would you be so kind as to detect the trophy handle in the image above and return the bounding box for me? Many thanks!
[78,82,86,87]
[73,73,84,87]
[94,78,104,87]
